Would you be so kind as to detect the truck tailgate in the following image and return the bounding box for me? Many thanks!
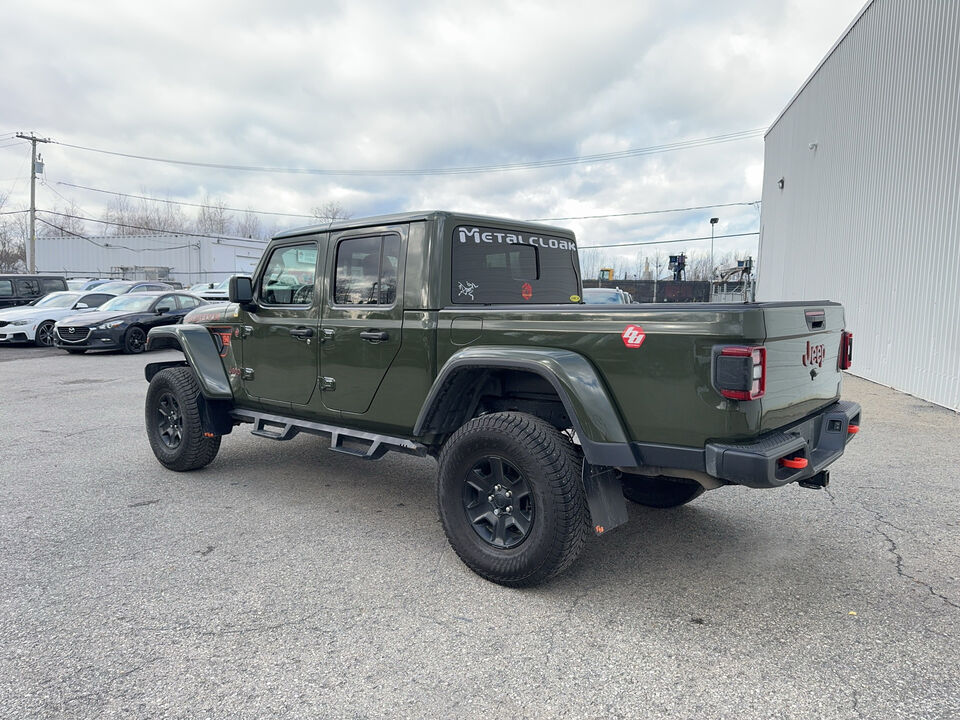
[760,303,846,431]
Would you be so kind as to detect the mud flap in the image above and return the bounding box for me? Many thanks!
[581,461,629,535]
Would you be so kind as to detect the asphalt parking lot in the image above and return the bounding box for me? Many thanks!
[1,345,958,719]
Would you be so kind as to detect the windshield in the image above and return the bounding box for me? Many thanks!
[94,282,134,294]
[215,278,231,290]
[99,294,156,313]
[35,292,83,308]
[582,289,624,304]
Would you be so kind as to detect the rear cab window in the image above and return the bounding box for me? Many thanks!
[451,225,580,304]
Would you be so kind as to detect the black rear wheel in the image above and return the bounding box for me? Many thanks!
[145,367,221,471]
[621,475,704,508]
[438,412,587,587]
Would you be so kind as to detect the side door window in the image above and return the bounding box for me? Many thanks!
[0,280,13,298]
[178,295,201,310]
[15,278,41,298]
[334,235,400,306]
[260,244,318,305]
[156,295,179,317]
[40,278,65,293]
[77,293,113,309]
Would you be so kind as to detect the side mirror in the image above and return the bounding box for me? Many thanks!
[156,306,171,315]
[228,276,254,305]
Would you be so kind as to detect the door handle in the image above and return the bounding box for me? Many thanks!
[289,327,314,339]
[359,329,388,343]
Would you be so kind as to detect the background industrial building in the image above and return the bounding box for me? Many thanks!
[36,234,268,285]
[758,0,960,412]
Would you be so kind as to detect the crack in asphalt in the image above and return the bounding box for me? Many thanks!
[820,487,957,611]
[860,503,960,611]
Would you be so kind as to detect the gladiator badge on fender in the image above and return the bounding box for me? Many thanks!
[621,325,645,348]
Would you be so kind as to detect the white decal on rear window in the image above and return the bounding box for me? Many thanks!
[457,281,479,300]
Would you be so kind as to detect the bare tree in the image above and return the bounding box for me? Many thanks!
[0,193,26,272]
[234,209,263,239]
[38,201,86,237]
[195,194,230,236]
[312,201,351,222]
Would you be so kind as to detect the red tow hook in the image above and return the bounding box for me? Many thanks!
[779,456,809,469]
[847,425,860,435]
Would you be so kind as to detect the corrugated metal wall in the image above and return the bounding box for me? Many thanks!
[36,234,268,283]
[758,0,960,412]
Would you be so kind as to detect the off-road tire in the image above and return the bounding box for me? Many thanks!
[34,320,56,347]
[123,326,147,354]
[621,475,704,508]
[437,412,588,587]
[145,367,221,471]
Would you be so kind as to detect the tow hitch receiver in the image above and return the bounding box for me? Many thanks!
[798,470,830,490]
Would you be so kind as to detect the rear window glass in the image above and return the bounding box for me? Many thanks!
[40,278,66,293]
[451,225,580,304]
[0,280,12,297]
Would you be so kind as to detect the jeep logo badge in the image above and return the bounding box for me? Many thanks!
[802,340,824,368]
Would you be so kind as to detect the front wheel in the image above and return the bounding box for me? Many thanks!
[437,412,588,587]
[621,475,704,508]
[34,320,55,347]
[145,367,221,471]
[123,326,147,354]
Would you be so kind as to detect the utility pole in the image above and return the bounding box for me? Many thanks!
[15,132,52,272]
[709,217,719,282]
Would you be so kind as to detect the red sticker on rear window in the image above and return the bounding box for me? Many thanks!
[521,282,533,300]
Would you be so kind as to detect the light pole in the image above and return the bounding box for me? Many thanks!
[709,217,719,279]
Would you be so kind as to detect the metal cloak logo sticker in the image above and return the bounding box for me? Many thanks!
[621,325,645,348]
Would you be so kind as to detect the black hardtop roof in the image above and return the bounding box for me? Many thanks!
[273,210,576,241]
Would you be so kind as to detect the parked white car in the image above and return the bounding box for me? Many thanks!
[0,290,117,346]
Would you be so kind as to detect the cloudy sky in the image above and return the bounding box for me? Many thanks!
[1,0,865,275]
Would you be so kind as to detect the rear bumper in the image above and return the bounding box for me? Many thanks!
[623,400,862,489]
[704,401,861,488]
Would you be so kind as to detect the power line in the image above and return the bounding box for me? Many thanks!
[0,209,29,215]
[52,128,765,177]
[58,179,759,224]
[528,201,760,222]
[37,209,254,243]
[57,181,317,219]
[36,215,199,252]
[580,231,759,250]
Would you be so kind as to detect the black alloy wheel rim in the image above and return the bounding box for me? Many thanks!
[461,456,535,549]
[127,328,145,352]
[36,322,55,346]
[156,392,183,449]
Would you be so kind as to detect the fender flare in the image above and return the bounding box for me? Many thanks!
[414,346,637,467]
[144,324,233,399]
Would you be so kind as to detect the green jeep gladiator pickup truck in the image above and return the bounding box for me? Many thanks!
[143,211,860,586]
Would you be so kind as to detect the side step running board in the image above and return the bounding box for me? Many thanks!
[231,408,428,460]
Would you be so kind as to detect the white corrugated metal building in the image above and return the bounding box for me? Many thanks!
[36,233,268,285]
[758,0,960,412]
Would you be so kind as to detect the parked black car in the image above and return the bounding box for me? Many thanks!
[0,274,68,309]
[53,291,206,354]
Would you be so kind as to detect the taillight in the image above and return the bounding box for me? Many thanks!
[715,346,766,401]
[839,331,853,370]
